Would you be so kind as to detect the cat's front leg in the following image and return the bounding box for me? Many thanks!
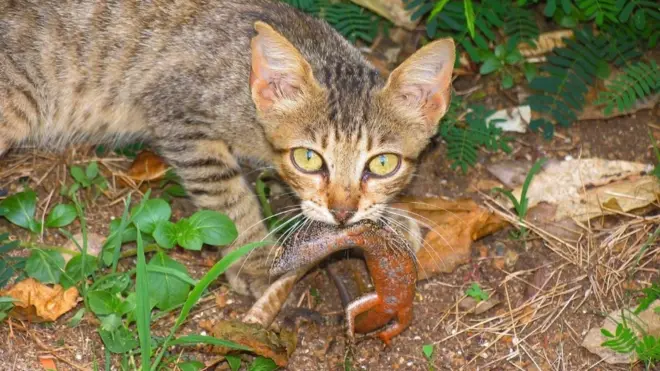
[158,138,275,298]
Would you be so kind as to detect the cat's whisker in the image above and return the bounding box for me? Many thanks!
[377,215,435,279]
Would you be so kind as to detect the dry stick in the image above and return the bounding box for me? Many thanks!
[503,282,522,364]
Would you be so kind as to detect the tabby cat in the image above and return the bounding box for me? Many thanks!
[0,0,455,298]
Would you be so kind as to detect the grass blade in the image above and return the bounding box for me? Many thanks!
[150,241,269,371]
[168,334,251,350]
[136,229,151,370]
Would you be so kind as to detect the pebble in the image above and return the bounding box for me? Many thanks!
[413,336,421,340]
[75,354,82,361]
[406,361,413,367]
[200,331,207,336]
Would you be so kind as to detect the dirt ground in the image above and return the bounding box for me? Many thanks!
[0,47,659,371]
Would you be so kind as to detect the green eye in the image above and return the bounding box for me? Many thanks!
[368,153,400,176]
[292,148,324,172]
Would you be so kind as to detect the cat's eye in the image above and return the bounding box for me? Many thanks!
[291,148,324,173]
[367,153,400,177]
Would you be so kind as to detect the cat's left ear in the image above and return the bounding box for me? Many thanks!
[381,38,455,128]
[250,21,320,113]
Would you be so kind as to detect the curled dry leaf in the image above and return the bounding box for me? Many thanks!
[0,278,79,322]
[516,29,574,60]
[392,197,507,280]
[496,158,658,223]
[125,150,168,183]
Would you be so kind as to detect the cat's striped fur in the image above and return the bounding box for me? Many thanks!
[0,0,455,298]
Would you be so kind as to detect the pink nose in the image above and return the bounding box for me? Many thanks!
[331,208,355,224]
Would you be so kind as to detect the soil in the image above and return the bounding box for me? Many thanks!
[0,37,659,371]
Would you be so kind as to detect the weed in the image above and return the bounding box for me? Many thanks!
[493,158,547,243]
[422,343,435,370]
[465,282,489,301]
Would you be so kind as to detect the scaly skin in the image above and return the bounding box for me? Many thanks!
[270,221,417,345]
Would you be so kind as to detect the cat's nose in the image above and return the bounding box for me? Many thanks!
[331,208,355,225]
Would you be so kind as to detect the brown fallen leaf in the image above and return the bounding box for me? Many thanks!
[496,158,658,223]
[0,278,79,322]
[203,319,296,367]
[125,150,169,183]
[392,197,507,280]
[62,232,106,263]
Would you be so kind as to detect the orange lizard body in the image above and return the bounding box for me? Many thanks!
[271,221,417,345]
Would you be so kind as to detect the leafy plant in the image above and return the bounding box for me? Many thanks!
[0,190,78,233]
[64,161,108,199]
[423,343,435,370]
[479,39,527,89]
[494,158,547,240]
[465,282,489,301]
[595,60,660,115]
[0,296,16,322]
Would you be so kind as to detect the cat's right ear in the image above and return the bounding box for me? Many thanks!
[250,21,320,113]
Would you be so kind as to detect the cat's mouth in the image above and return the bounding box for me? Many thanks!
[300,200,383,226]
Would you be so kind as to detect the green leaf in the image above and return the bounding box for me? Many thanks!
[99,326,138,354]
[188,210,238,246]
[147,252,192,310]
[25,249,65,284]
[153,221,177,249]
[501,74,514,89]
[465,283,489,301]
[86,162,99,180]
[0,190,39,232]
[248,357,278,371]
[523,63,538,83]
[463,0,475,39]
[429,0,451,20]
[70,166,90,187]
[178,361,205,371]
[480,57,502,75]
[88,291,122,316]
[226,355,242,371]
[169,335,250,350]
[91,273,131,295]
[61,254,98,289]
[100,313,123,331]
[45,204,77,228]
[135,231,151,371]
[544,0,557,16]
[422,344,434,360]
[131,198,172,234]
[67,308,85,328]
[505,50,524,65]
[175,219,204,251]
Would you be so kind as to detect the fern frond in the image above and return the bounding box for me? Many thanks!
[577,0,622,25]
[637,335,660,365]
[0,233,22,288]
[504,6,540,47]
[618,0,660,31]
[595,61,660,115]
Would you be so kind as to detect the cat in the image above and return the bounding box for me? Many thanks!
[0,0,455,298]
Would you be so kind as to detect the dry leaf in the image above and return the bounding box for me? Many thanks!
[517,29,574,59]
[349,0,419,30]
[485,105,531,133]
[496,158,658,223]
[392,197,507,280]
[39,356,57,371]
[125,150,168,182]
[0,278,79,322]
[62,232,105,263]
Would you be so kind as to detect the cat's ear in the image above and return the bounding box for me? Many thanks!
[250,21,319,112]
[382,38,455,127]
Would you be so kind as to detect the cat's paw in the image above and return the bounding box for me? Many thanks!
[224,264,253,297]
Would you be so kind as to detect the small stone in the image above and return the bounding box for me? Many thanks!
[75,354,82,361]
[406,361,413,367]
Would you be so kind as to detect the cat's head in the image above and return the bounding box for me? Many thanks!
[249,21,454,226]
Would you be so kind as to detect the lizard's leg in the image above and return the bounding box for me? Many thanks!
[375,306,413,346]
[344,292,380,342]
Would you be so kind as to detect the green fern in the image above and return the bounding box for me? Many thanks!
[439,101,512,173]
[577,0,622,25]
[617,0,660,30]
[601,323,638,353]
[595,60,660,115]
[526,27,643,138]
[504,6,541,46]
[281,0,387,43]
[637,335,660,366]
[407,0,507,62]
